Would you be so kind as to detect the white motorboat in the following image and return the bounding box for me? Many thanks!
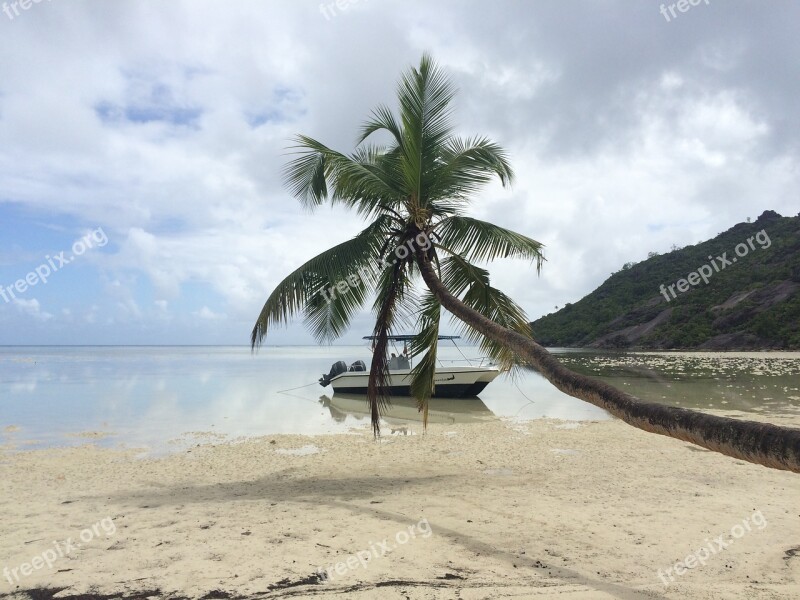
[318,335,500,398]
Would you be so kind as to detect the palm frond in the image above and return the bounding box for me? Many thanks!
[371,245,418,335]
[367,260,410,436]
[303,268,374,343]
[283,136,403,217]
[439,254,532,369]
[282,137,328,209]
[427,137,515,207]
[358,104,405,149]
[341,144,407,219]
[408,292,441,427]
[250,216,392,348]
[436,216,545,269]
[397,53,456,205]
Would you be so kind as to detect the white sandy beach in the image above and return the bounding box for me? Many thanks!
[1,416,799,599]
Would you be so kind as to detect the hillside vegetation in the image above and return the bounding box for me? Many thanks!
[531,210,800,350]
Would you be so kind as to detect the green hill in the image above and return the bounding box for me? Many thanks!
[531,210,800,350]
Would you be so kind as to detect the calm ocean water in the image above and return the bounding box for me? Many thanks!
[1,346,798,454]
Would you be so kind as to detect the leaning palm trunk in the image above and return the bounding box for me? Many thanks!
[416,251,800,474]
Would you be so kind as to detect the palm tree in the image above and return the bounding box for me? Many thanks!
[252,55,800,473]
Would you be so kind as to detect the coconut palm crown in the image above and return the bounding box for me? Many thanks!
[251,54,544,434]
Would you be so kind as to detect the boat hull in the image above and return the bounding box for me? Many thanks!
[329,367,499,398]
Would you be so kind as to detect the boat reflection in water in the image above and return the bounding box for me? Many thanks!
[319,393,496,427]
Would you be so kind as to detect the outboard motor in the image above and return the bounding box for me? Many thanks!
[348,360,366,372]
[319,360,348,387]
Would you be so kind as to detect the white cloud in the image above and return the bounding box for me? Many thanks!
[13,298,53,322]
[193,306,226,320]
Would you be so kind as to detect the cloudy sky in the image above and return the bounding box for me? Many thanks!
[0,0,797,345]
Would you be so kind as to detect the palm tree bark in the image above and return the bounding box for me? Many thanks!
[416,251,800,474]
